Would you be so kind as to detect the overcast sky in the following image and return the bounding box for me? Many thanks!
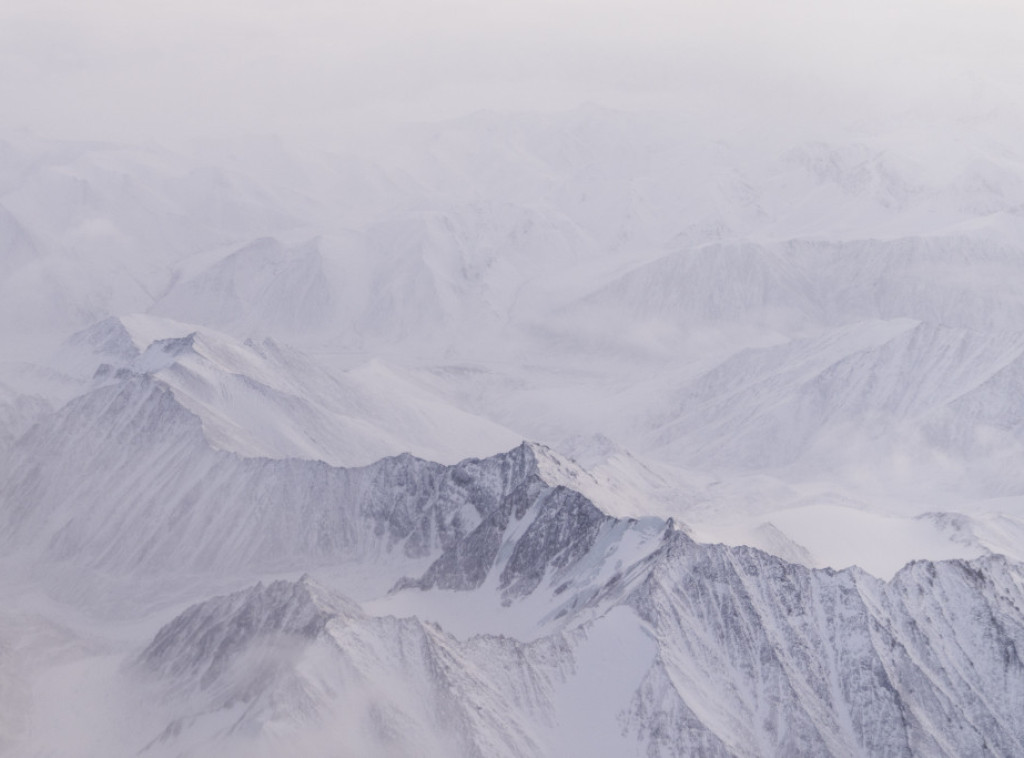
[0,0,1021,144]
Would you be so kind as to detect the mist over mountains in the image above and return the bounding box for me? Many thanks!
[3,104,1024,755]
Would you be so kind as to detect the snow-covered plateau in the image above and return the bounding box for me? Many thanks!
[3,107,1024,755]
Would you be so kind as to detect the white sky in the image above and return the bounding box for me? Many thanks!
[0,0,1021,143]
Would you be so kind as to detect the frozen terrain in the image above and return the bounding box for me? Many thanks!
[3,105,1024,755]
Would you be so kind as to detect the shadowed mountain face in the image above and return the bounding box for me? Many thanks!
[1,372,530,576]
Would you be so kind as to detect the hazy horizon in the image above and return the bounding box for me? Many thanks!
[1,0,1021,146]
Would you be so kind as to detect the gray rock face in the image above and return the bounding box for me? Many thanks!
[407,474,616,602]
[499,486,609,599]
[616,534,1024,757]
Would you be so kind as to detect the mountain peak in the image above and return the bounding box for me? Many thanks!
[138,577,357,687]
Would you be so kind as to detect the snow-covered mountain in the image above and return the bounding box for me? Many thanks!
[6,412,1024,756]
[51,313,522,466]
[4,366,1024,756]
[3,105,1024,756]
[127,552,1024,758]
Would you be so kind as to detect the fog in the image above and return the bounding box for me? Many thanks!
[1,0,1021,144]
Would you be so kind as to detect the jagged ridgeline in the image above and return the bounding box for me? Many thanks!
[4,371,1024,756]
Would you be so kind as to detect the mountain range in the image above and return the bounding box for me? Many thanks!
[3,106,1024,755]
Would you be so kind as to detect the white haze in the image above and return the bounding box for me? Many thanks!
[0,0,1022,144]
